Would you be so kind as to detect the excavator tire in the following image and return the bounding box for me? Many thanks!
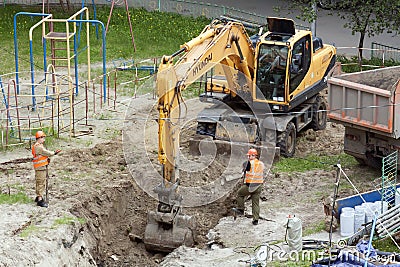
[277,122,296,158]
[144,211,196,253]
[310,94,327,131]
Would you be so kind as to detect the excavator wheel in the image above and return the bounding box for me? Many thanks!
[277,122,296,158]
[144,210,196,253]
[311,94,327,131]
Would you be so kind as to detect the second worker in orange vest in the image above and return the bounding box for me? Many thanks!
[32,131,61,208]
[232,148,265,225]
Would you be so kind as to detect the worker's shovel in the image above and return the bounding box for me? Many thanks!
[45,165,49,204]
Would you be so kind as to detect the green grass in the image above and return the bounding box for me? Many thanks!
[0,126,59,152]
[20,224,40,238]
[0,5,210,74]
[268,261,313,267]
[373,237,400,253]
[337,55,400,73]
[303,220,325,236]
[272,153,358,173]
[52,215,86,227]
[0,192,31,204]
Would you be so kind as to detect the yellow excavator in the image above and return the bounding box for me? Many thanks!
[144,17,336,252]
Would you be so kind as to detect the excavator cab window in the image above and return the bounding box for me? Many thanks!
[289,35,312,94]
[256,44,288,102]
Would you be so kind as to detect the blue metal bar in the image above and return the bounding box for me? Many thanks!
[13,12,50,95]
[364,214,378,267]
[68,19,107,103]
[78,1,99,44]
[92,0,99,39]
[0,77,7,107]
[13,12,51,108]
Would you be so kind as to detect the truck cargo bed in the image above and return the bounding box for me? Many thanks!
[328,65,400,139]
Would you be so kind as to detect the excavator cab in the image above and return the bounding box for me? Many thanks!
[253,17,334,114]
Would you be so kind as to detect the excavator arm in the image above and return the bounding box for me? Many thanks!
[156,19,256,184]
[144,19,257,252]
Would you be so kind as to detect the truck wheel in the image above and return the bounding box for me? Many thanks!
[277,122,296,158]
[354,157,366,165]
[365,153,382,169]
[311,95,327,131]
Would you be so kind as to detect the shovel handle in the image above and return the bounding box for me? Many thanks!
[45,165,49,203]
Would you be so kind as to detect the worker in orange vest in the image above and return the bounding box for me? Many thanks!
[232,148,265,225]
[32,131,61,208]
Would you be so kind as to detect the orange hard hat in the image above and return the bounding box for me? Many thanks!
[247,148,258,156]
[35,131,46,139]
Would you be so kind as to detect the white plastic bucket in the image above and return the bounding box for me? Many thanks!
[374,201,382,216]
[354,205,366,232]
[340,211,355,237]
[374,201,388,215]
[342,207,355,214]
[364,202,376,223]
[382,201,388,213]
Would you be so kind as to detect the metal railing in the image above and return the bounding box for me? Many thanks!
[371,42,400,62]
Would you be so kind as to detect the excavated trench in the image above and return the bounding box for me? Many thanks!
[70,179,160,266]
[70,175,236,266]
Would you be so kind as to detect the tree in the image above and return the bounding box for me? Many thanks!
[278,0,400,59]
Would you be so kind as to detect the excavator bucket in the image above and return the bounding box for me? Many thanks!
[144,181,196,252]
[144,210,196,252]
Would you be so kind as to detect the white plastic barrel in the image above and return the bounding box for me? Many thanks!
[374,200,388,215]
[374,201,382,216]
[354,205,366,232]
[382,201,388,213]
[340,208,355,237]
[342,207,355,214]
[364,202,376,223]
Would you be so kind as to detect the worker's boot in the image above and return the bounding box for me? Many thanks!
[37,199,48,208]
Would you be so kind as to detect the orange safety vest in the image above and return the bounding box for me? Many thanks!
[32,143,49,169]
[245,159,264,184]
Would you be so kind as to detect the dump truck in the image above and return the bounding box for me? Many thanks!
[327,64,400,169]
[144,17,336,252]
